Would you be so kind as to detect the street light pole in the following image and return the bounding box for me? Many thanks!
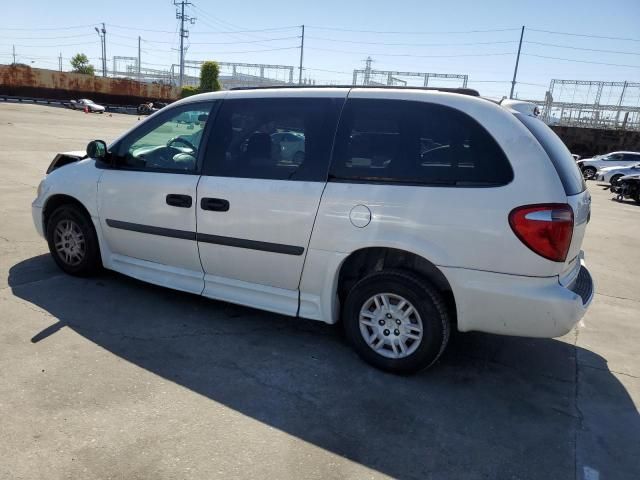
[102,23,107,77]
[95,27,105,77]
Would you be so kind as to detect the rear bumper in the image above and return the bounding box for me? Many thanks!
[442,260,594,338]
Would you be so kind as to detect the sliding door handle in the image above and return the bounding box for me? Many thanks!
[166,194,192,208]
[201,197,230,212]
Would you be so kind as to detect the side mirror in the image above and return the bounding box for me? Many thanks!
[87,140,108,160]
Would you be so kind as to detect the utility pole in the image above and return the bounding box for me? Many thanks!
[138,36,142,82]
[12,45,16,64]
[364,56,373,86]
[298,25,305,85]
[509,25,525,99]
[175,0,195,88]
[59,52,62,72]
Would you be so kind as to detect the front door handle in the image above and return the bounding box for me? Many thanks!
[201,197,230,212]
[166,194,192,208]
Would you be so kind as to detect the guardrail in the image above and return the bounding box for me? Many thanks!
[0,95,139,114]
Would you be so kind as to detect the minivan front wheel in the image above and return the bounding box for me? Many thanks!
[343,270,450,374]
[46,204,101,276]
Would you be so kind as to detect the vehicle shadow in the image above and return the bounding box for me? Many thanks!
[8,254,640,479]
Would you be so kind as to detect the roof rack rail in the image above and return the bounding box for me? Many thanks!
[229,85,480,96]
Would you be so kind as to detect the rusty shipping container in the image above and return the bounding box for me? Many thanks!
[0,65,179,105]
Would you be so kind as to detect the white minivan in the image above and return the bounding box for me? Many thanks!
[32,87,594,373]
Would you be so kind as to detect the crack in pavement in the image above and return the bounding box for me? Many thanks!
[595,292,640,304]
[579,362,639,380]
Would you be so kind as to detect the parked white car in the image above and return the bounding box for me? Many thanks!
[69,98,106,113]
[596,163,640,189]
[32,87,594,373]
[578,151,640,179]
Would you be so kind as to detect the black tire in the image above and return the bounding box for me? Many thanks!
[46,204,101,277]
[343,269,450,374]
[610,174,623,192]
[582,166,596,180]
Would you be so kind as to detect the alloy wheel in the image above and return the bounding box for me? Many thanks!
[53,219,86,266]
[359,293,424,359]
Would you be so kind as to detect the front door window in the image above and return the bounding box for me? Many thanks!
[117,103,213,172]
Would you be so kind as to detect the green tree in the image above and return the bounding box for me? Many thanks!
[180,86,200,98]
[199,61,222,92]
[70,53,95,75]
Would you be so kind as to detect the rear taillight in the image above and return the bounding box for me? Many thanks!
[509,204,574,262]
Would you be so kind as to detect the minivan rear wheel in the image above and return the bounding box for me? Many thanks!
[343,270,450,374]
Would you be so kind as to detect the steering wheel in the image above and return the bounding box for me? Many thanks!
[167,136,197,151]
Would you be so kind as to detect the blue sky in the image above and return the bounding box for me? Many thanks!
[2,0,639,99]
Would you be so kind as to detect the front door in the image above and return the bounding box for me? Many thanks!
[196,93,345,315]
[97,101,216,294]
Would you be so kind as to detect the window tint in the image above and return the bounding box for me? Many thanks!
[330,99,513,186]
[205,97,343,181]
[623,153,640,161]
[516,114,586,195]
[117,102,214,172]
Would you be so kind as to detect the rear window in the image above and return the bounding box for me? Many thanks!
[516,114,586,195]
[330,99,513,186]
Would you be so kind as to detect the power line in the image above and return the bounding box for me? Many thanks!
[522,53,640,69]
[528,28,640,43]
[189,26,299,34]
[0,33,96,40]
[187,8,277,52]
[304,67,351,74]
[107,24,176,34]
[184,45,300,55]
[107,20,298,35]
[190,5,283,41]
[524,41,640,56]
[2,41,96,48]
[306,36,518,47]
[306,26,520,34]
[307,47,515,58]
[2,24,98,31]
[141,35,299,45]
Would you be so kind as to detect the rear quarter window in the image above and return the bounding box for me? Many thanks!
[330,99,513,186]
[516,114,586,196]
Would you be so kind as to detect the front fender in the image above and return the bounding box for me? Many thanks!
[35,159,102,217]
